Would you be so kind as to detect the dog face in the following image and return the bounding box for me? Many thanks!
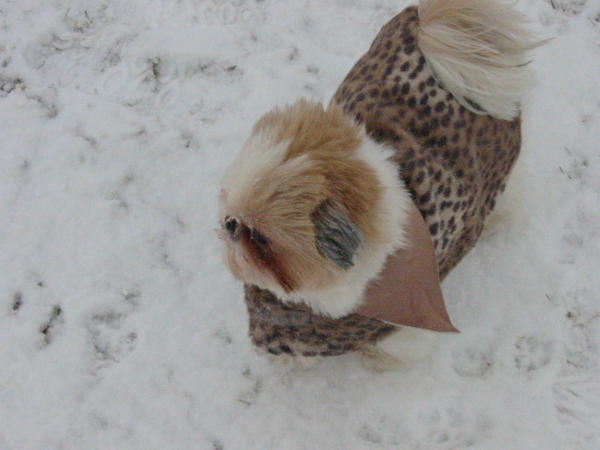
[219,100,385,295]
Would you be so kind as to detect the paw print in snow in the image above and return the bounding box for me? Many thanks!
[514,336,554,373]
[452,347,494,378]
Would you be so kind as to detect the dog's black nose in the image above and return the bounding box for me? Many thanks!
[224,216,238,237]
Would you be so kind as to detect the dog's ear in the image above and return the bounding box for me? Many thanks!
[311,199,363,269]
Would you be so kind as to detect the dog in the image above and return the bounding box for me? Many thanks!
[218,0,539,369]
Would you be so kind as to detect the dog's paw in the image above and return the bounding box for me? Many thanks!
[480,209,510,241]
[266,352,323,370]
[359,345,402,372]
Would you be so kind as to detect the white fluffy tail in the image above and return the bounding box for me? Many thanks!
[418,0,541,120]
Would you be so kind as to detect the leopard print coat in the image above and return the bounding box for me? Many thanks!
[243,6,521,358]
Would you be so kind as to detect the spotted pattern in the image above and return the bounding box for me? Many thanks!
[245,285,395,357]
[244,6,521,358]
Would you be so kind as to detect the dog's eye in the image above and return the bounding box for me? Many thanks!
[250,229,269,246]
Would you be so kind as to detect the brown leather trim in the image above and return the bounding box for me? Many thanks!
[355,203,459,332]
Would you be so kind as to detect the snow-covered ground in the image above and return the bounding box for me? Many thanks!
[1,0,599,448]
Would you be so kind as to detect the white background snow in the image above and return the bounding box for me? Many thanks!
[1,0,599,448]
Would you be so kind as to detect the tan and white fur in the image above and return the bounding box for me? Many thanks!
[219,0,538,369]
[220,101,411,318]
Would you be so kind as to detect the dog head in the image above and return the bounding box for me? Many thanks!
[219,100,396,296]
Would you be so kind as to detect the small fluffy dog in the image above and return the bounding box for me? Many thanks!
[219,0,539,368]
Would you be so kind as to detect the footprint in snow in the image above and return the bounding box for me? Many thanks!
[514,336,554,373]
[451,347,494,378]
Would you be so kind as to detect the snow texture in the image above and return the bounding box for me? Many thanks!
[1,0,599,448]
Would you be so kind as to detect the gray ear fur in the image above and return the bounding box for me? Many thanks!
[311,200,363,269]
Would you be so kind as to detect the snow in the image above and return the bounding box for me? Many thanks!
[1,0,599,448]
